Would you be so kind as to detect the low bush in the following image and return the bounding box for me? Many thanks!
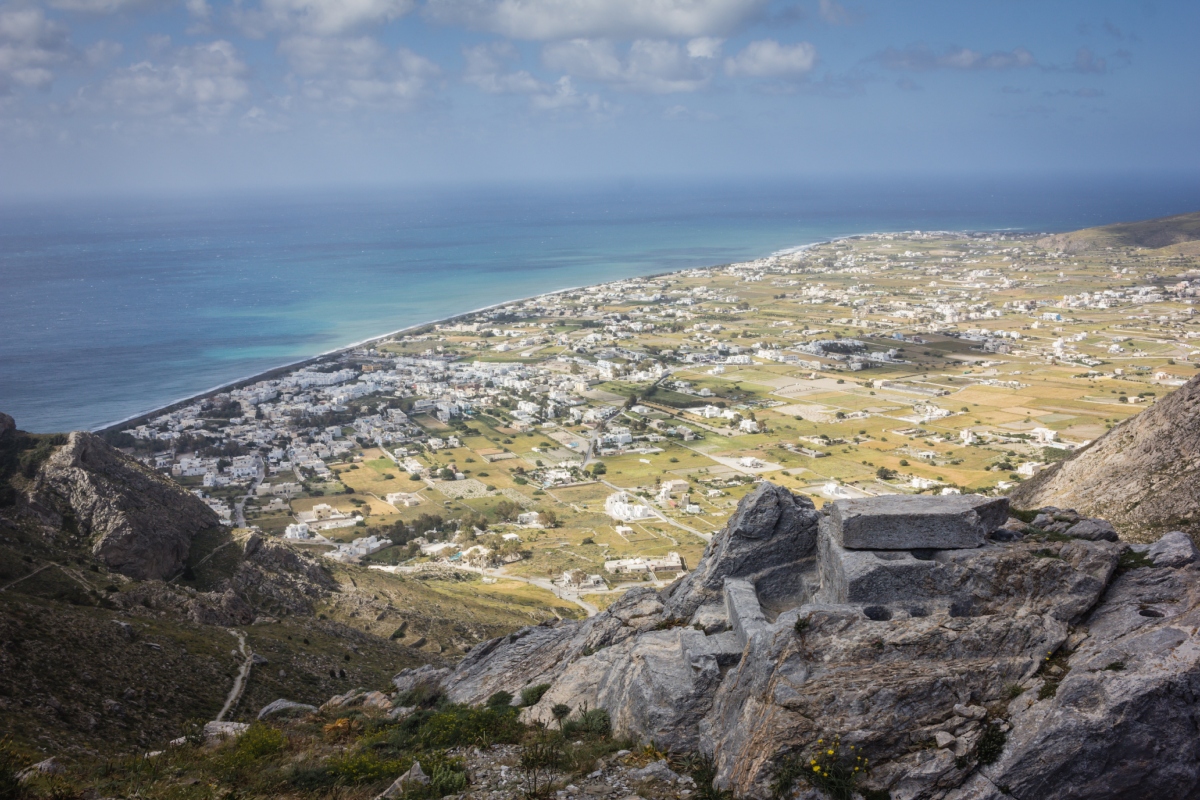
[521,684,552,707]
[562,708,610,738]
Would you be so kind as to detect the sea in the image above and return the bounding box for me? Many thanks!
[4,175,1200,433]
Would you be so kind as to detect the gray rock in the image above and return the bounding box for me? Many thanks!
[425,485,1198,800]
[0,412,15,439]
[724,579,768,645]
[203,721,249,744]
[961,563,1200,799]
[828,494,1007,550]
[1146,531,1200,568]
[662,483,819,620]
[16,758,64,783]
[377,761,429,799]
[1066,518,1120,542]
[257,699,318,721]
[816,529,948,606]
[629,760,680,783]
[392,664,451,696]
[112,620,137,641]
[27,431,220,580]
[990,528,1025,543]
[523,626,734,752]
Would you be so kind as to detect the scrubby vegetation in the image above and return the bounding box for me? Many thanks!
[4,688,634,800]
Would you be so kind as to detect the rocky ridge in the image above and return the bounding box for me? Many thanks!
[26,430,221,580]
[1010,371,1200,542]
[393,482,1200,799]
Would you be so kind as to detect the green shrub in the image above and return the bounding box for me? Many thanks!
[975,724,1007,766]
[799,735,868,800]
[326,750,411,785]
[0,739,21,800]
[678,753,732,800]
[521,684,552,707]
[486,691,514,708]
[562,708,610,738]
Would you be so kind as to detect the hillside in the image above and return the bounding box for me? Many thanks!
[1038,209,1200,253]
[0,415,579,759]
[1010,373,1200,541]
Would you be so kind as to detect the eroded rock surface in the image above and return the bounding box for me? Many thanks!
[28,431,220,579]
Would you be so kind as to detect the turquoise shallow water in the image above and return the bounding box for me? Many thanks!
[3,177,1199,432]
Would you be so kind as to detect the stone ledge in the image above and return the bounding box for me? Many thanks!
[828,494,1008,550]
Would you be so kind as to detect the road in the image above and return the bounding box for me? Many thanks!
[232,465,266,527]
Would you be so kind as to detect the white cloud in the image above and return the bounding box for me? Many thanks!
[817,0,855,25]
[724,39,815,77]
[0,6,70,93]
[47,0,157,14]
[463,42,611,112]
[84,39,122,66]
[235,0,415,37]
[878,44,1036,72]
[279,35,438,108]
[96,40,250,119]
[542,38,714,92]
[463,41,544,93]
[686,36,722,59]
[425,0,765,40]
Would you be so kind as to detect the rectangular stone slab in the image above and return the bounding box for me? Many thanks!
[829,494,1008,550]
[817,526,954,605]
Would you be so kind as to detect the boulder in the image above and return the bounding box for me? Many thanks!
[377,761,429,799]
[257,699,317,721]
[663,483,820,620]
[827,494,1008,550]
[16,758,64,783]
[630,760,681,783]
[1066,518,1120,542]
[203,721,249,744]
[524,626,740,753]
[1146,531,1200,568]
[0,412,15,439]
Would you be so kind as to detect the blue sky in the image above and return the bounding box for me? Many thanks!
[1,0,1197,196]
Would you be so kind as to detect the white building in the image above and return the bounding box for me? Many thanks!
[604,551,684,574]
[284,522,311,540]
[604,491,656,522]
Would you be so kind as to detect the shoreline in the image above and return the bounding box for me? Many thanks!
[91,268,689,434]
[89,228,1002,435]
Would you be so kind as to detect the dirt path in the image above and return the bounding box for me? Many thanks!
[0,564,52,592]
[217,629,253,722]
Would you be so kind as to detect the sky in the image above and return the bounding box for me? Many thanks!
[1,0,1197,197]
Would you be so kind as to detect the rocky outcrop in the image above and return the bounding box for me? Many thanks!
[27,431,220,579]
[409,484,1200,799]
[662,482,820,622]
[1010,374,1200,542]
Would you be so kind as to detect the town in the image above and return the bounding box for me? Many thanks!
[106,229,1199,612]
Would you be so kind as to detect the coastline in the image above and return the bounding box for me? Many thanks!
[88,229,936,434]
[91,269,685,434]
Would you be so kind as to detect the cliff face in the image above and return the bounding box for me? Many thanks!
[28,431,220,580]
[1009,374,1200,542]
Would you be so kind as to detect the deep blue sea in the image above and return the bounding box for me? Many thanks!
[3,176,1199,433]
